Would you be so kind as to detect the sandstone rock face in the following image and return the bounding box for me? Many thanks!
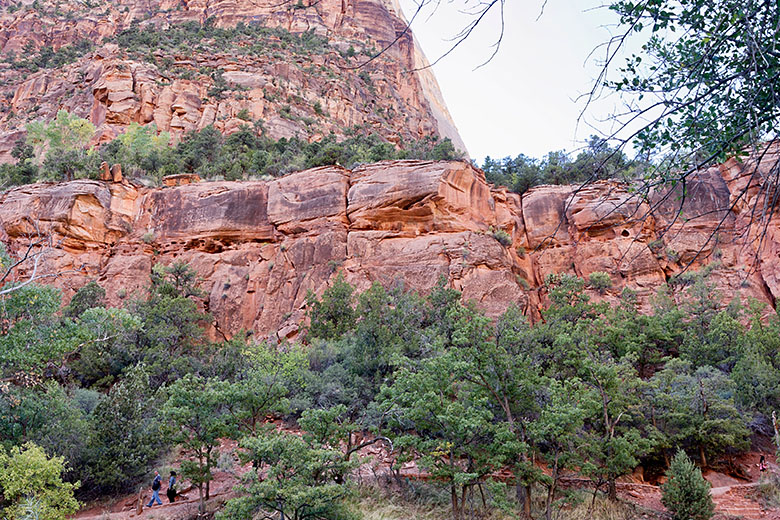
[267,166,350,233]
[1,159,777,340]
[0,0,467,163]
[147,182,274,245]
[348,160,497,234]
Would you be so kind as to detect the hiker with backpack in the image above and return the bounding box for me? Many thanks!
[167,470,177,503]
[146,471,163,507]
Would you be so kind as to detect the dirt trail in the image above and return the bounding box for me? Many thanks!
[75,476,237,520]
[711,483,764,519]
[73,448,779,520]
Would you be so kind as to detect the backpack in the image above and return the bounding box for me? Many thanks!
[152,478,161,491]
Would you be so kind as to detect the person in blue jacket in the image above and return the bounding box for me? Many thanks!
[147,471,163,507]
[166,471,177,503]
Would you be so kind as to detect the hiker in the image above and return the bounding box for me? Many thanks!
[759,455,768,473]
[147,471,163,507]
[166,470,177,503]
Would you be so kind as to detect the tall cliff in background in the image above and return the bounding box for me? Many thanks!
[0,0,467,160]
[2,0,777,340]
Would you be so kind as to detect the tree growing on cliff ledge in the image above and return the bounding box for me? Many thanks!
[26,110,96,181]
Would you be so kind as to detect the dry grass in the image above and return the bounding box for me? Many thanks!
[754,473,780,509]
[559,494,644,520]
[349,484,662,520]
[350,484,518,520]
[354,492,450,520]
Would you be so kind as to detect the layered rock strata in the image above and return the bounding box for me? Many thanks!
[0,0,467,161]
[0,158,777,340]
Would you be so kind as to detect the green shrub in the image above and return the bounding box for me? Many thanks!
[755,473,780,509]
[63,281,106,318]
[0,442,80,520]
[208,70,229,99]
[490,227,512,246]
[668,271,697,287]
[481,135,642,193]
[87,365,167,494]
[661,451,714,520]
[516,275,530,290]
[236,108,251,121]
[305,272,355,341]
[2,114,464,186]
[588,271,612,293]
[10,39,93,72]
[279,105,293,119]
[648,239,664,254]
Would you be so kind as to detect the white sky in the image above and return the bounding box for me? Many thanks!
[398,0,627,162]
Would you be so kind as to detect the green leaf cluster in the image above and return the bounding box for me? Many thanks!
[609,0,780,170]
[0,442,80,520]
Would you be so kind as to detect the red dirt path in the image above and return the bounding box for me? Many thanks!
[73,447,780,520]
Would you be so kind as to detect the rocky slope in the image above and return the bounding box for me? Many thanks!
[1,154,778,340]
[0,0,467,161]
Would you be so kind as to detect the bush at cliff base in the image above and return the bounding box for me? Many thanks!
[0,442,80,520]
[661,450,714,520]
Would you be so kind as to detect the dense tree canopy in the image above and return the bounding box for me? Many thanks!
[0,254,778,520]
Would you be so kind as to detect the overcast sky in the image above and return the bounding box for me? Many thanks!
[397,0,626,162]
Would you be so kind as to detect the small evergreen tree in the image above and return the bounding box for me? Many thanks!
[63,281,106,318]
[305,273,356,341]
[162,374,236,514]
[661,450,714,520]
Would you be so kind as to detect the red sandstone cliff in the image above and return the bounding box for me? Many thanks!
[0,156,777,340]
[0,0,467,160]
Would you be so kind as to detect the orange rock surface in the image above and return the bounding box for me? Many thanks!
[0,158,776,340]
[0,0,467,161]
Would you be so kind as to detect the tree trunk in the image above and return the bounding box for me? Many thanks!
[205,450,212,500]
[197,450,208,509]
[516,481,532,520]
[607,478,617,502]
[478,483,487,510]
[545,451,560,520]
[515,481,525,510]
[700,445,708,468]
[588,485,598,517]
[451,483,461,520]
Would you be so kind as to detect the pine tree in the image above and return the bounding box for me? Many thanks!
[661,450,714,520]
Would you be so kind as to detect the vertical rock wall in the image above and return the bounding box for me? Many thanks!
[0,158,776,340]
